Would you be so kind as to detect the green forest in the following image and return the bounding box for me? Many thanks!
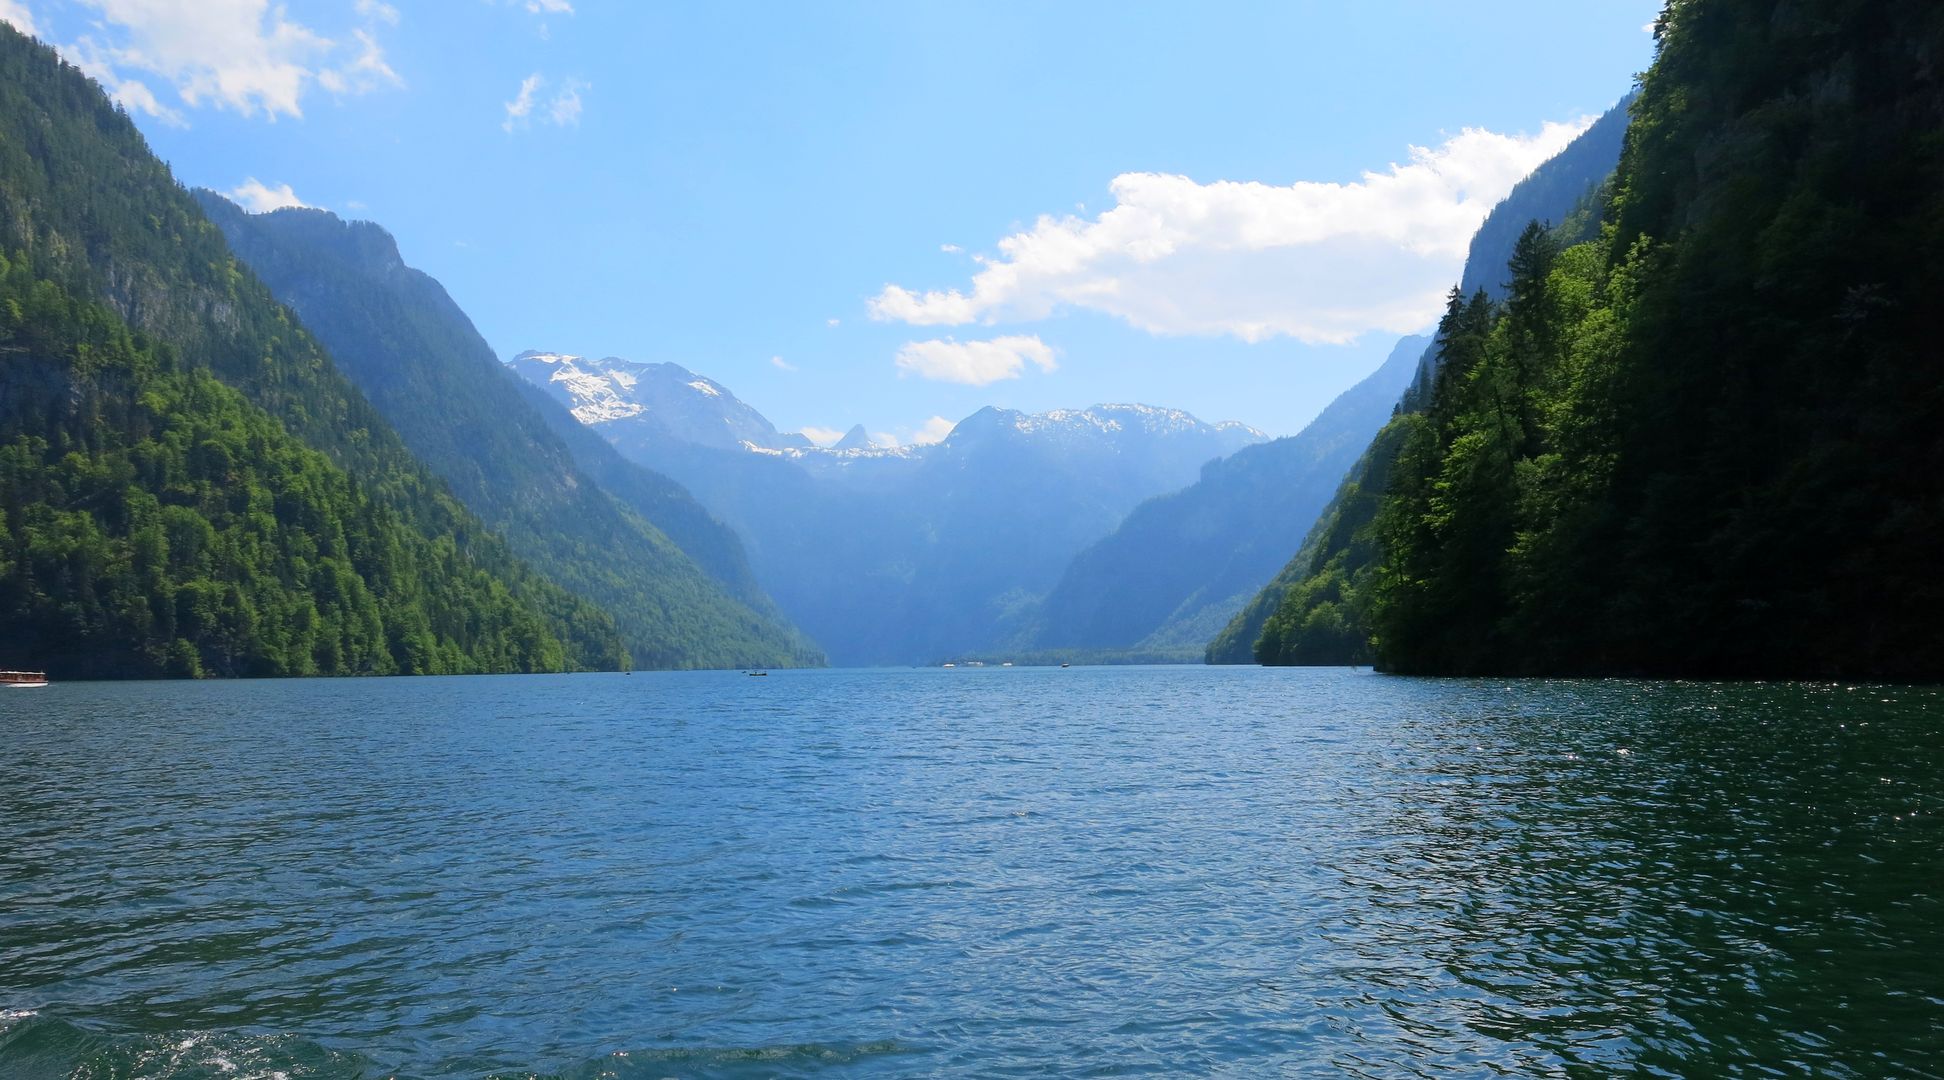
[0,23,629,676]
[0,257,610,676]
[195,195,821,670]
[5,0,1941,682]
[1231,0,1944,680]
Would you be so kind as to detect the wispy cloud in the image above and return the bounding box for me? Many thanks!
[61,35,183,124]
[318,27,400,96]
[0,0,40,38]
[800,425,845,447]
[501,72,540,131]
[57,0,402,123]
[870,117,1594,345]
[893,335,1057,386]
[770,355,797,372]
[227,177,310,213]
[548,77,586,126]
[911,416,956,444]
[503,72,587,132]
[871,416,957,448]
[506,0,570,37]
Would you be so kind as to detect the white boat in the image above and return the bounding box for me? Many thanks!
[1,670,48,688]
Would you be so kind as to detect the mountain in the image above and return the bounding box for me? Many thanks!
[1022,333,1427,657]
[0,22,624,676]
[1210,95,1633,665]
[1228,0,1944,680]
[192,196,818,669]
[510,351,813,453]
[1350,0,1944,679]
[510,351,1265,665]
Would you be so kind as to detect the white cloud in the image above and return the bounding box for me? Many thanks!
[60,34,184,124]
[799,425,845,447]
[355,0,399,26]
[526,0,573,12]
[0,0,39,38]
[502,72,541,131]
[548,77,586,126]
[869,416,957,449]
[63,0,401,122]
[227,177,310,212]
[503,72,586,132]
[893,335,1057,386]
[869,117,1593,345]
[939,243,962,254]
[911,416,956,444]
[826,317,840,327]
[319,28,400,95]
[769,355,797,372]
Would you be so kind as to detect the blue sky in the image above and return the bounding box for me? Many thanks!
[2,1,1660,442]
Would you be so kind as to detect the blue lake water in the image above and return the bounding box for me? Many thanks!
[1,667,1940,1077]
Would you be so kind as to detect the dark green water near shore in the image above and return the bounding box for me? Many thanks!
[1,667,1939,1077]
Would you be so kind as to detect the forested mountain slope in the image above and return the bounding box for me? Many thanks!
[1022,334,1426,657]
[1231,0,1944,679]
[1209,96,1632,664]
[195,197,819,669]
[0,262,585,676]
[0,23,625,675]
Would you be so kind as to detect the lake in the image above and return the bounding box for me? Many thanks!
[1,667,1939,1077]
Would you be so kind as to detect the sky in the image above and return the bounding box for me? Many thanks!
[0,0,1661,443]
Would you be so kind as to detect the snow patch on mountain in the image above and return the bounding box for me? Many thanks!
[508,350,1267,466]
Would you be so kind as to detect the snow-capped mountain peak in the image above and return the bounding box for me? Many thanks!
[507,350,810,452]
[507,352,1267,471]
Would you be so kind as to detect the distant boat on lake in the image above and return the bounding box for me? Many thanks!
[1,670,48,688]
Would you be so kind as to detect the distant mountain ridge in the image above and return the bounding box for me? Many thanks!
[195,197,821,669]
[513,349,1264,466]
[508,351,1265,665]
[1020,333,1429,657]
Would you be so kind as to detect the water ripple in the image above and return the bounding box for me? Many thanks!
[1,669,1940,1077]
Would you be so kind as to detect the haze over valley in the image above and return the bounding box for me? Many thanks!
[3,3,1942,1075]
